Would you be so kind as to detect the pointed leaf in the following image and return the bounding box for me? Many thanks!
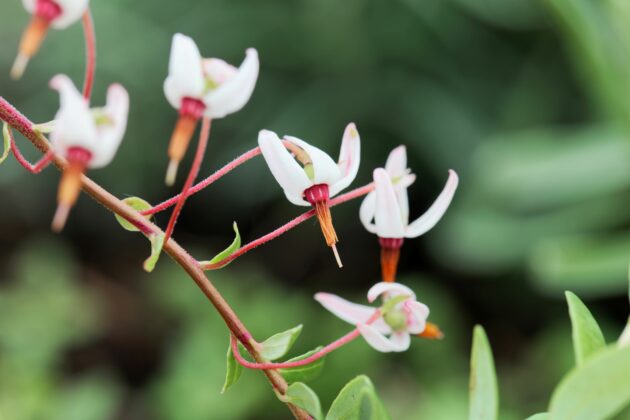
[326,375,389,420]
[115,197,153,232]
[469,325,498,420]
[143,233,164,272]
[279,346,325,383]
[260,325,303,361]
[566,291,606,365]
[550,345,630,420]
[1,123,12,165]
[285,382,323,420]
[221,340,243,393]
[199,222,241,268]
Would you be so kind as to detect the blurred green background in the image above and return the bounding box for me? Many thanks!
[1,0,630,418]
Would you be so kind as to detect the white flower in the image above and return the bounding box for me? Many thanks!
[22,0,89,29]
[315,282,429,352]
[360,146,458,239]
[163,33,259,119]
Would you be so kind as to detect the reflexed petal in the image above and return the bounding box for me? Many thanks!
[314,293,390,334]
[51,0,89,29]
[373,168,405,238]
[405,169,458,238]
[202,58,237,85]
[284,136,341,187]
[203,48,259,118]
[388,332,411,352]
[367,282,416,303]
[359,191,377,234]
[329,123,360,197]
[258,130,311,206]
[357,323,399,353]
[405,301,429,335]
[22,0,36,13]
[385,145,407,179]
[163,34,205,109]
[90,84,129,168]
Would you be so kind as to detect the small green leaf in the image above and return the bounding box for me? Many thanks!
[143,233,164,272]
[550,345,630,420]
[285,382,323,420]
[279,347,325,383]
[32,120,56,134]
[525,414,548,420]
[469,325,498,420]
[199,222,241,268]
[221,340,243,394]
[566,291,606,365]
[1,123,12,165]
[115,197,153,232]
[326,375,389,420]
[260,325,303,361]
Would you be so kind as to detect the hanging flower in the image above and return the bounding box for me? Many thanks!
[49,74,129,231]
[360,146,458,282]
[258,124,361,267]
[163,33,259,185]
[12,0,89,79]
[315,282,432,352]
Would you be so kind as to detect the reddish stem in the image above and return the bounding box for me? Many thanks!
[164,117,211,242]
[6,126,54,173]
[81,10,96,100]
[201,182,375,270]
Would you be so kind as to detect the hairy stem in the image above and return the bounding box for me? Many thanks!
[81,10,96,100]
[7,126,54,173]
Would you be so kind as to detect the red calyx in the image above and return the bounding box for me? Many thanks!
[304,183,330,205]
[378,237,404,250]
[66,146,93,166]
[179,97,206,119]
[35,0,62,22]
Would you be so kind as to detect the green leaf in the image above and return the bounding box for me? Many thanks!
[199,222,241,268]
[285,382,323,420]
[550,345,630,420]
[565,291,606,365]
[143,233,164,273]
[221,340,243,394]
[469,325,498,420]
[260,325,303,361]
[524,414,548,420]
[279,347,325,383]
[1,122,12,165]
[326,375,389,420]
[115,197,153,232]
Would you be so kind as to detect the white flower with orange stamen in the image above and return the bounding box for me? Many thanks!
[49,74,129,231]
[12,0,89,79]
[315,282,432,352]
[258,124,361,267]
[163,33,259,185]
[360,146,458,282]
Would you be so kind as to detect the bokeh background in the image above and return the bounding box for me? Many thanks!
[1,0,630,418]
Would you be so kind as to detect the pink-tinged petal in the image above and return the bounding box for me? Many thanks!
[357,323,399,353]
[49,74,97,156]
[385,145,407,179]
[405,301,429,335]
[314,293,390,334]
[90,84,129,168]
[51,0,89,29]
[284,136,341,187]
[202,58,237,85]
[367,282,416,303]
[359,191,377,234]
[392,171,415,227]
[329,123,360,197]
[163,34,205,109]
[388,332,411,352]
[258,130,311,206]
[373,168,405,238]
[22,0,36,13]
[405,169,458,238]
[203,48,259,118]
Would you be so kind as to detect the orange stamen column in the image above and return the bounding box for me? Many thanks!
[12,0,62,79]
[418,322,444,340]
[304,184,343,268]
[52,147,91,232]
[165,97,206,186]
[379,237,404,282]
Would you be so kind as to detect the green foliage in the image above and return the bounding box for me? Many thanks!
[260,324,303,361]
[279,346,325,383]
[114,196,152,232]
[1,122,11,165]
[221,341,243,394]
[285,382,323,420]
[326,375,389,420]
[524,414,548,420]
[469,326,498,420]
[143,232,165,272]
[199,222,241,268]
[565,291,606,365]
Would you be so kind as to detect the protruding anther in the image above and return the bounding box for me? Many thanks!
[51,203,70,233]
[11,53,30,80]
[52,147,91,232]
[165,98,205,186]
[331,244,343,268]
[378,237,404,282]
[12,15,52,79]
[418,322,444,340]
[165,159,179,186]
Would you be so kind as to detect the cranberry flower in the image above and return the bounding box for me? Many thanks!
[258,124,361,267]
[360,146,458,282]
[12,0,89,79]
[49,74,129,231]
[163,33,259,185]
[315,282,430,352]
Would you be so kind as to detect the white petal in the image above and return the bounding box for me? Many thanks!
[50,0,89,29]
[388,332,411,352]
[202,58,237,85]
[203,48,259,118]
[314,293,391,334]
[405,169,458,238]
[385,145,407,179]
[89,84,129,168]
[258,130,311,206]
[163,34,205,109]
[359,191,377,234]
[284,136,341,187]
[405,301,429,335]
[329,123,360,197]
[22,0,36,13]
[373,168,405,238]
[367,282,416,303]
[49,74,97,156]
[357,323,399,353]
